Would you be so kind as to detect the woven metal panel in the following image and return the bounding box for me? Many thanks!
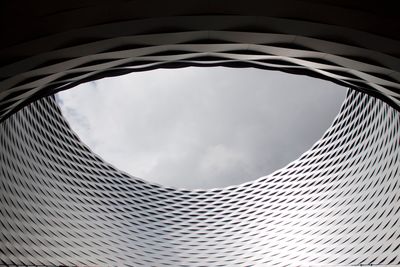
[1,89,399,266]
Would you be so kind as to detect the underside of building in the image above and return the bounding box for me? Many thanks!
[0,1,399,266]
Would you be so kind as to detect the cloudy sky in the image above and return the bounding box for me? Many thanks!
[56,67,346,189]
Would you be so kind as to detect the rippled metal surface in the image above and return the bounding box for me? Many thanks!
[1,1,400,266]
[0,1,399,121]
[1,89,399,266]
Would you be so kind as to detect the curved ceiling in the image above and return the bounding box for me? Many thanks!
[0,0,399,122]
[1,2,400,265]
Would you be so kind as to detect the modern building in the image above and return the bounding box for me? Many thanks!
[0,1,399,266]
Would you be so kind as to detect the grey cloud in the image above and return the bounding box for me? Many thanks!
[57,67,346,189]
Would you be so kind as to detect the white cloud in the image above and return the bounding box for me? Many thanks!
[57,67,346,189]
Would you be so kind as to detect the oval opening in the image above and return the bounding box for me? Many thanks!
[56,67,346,189]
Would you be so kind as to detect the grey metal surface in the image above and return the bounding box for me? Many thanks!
[0,1,400,266]
[0,90,399,266]
[0,1,399,121]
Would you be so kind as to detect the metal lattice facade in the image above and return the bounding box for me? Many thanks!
[0,1,400,266]
[1,87,400,266]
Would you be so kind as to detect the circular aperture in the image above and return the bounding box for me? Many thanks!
[57,67,346,188]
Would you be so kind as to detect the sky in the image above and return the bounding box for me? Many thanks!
[56,67,346,189]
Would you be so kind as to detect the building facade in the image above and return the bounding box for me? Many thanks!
[0,1,399,266]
